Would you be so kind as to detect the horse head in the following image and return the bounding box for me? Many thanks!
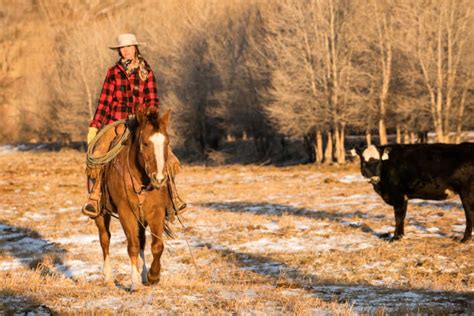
[136,107,171,189]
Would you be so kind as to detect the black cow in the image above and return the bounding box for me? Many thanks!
[353,143,474,242]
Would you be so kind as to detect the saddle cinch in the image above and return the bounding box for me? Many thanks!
[84,117,186,221]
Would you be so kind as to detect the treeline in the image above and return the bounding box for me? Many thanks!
[1,0,473,163]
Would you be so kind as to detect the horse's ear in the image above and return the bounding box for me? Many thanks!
[160,109,171,126]
[146,107,159,126]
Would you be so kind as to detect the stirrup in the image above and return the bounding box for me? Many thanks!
[81,202,100,219]
[174,200,187,214]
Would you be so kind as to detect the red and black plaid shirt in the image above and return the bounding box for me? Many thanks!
[90,60,159,129]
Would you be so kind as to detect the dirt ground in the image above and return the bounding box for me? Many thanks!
[0,149,473,315]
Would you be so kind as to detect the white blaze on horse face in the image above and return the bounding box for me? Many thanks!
[362,145,380,162]
[150,132,166,181]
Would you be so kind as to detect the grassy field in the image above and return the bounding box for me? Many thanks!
[0,149,473,314]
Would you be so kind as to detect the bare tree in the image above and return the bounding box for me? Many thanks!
[399,0,473,143]
[2,0,473,163]
[262,0,357,163]
[368,0,396,145]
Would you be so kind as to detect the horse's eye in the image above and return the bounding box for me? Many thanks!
[143,142,150,147]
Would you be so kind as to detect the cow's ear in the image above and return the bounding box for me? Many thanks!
[381,147,391,160]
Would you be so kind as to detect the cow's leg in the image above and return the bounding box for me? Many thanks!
[120,217,143,291]
[460,189,473,243]
[392,199,407,241]
[139,224,148,284]
[95,212,113,285]
[147,207,166,285]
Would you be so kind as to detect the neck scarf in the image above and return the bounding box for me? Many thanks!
[121,55,149,81]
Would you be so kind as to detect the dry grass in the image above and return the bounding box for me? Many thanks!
[0,150,473,314]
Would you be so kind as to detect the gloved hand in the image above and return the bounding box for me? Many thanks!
[87,127,98,145]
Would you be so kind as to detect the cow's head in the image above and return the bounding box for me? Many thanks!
[351,145,390,184]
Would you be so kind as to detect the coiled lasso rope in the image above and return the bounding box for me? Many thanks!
[86,120,131,169]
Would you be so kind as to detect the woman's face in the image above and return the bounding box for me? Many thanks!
[120,45,137,60]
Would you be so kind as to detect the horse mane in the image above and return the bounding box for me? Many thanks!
[135,105,161,131]
[147,109,160,129]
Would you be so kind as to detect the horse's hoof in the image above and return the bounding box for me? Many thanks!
[147,272,160,285]
[103,279,115,287]
[460,236,471,243]
[130,282,145,292]
[377,232,392,240]
[389,235,403,242]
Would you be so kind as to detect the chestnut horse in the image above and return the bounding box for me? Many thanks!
[95,108,172,290]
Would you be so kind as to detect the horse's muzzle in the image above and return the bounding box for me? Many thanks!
[150,173,168,189]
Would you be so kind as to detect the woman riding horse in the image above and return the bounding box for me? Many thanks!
[97,106,173,289]
[82,33,186,218]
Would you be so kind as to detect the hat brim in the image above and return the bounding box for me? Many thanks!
[109,42,146,50]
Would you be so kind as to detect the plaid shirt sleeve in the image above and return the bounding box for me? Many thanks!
[143,69,160,110]
[90,68,115,129]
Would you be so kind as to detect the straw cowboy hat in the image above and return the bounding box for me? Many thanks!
[109,33,145,49]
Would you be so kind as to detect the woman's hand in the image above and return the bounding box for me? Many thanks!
[87,127,98,144]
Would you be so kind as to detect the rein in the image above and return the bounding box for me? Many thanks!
[98,120,199,270]
[122,138,198,270]
[123,134,175,239]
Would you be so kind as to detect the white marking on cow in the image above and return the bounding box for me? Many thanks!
[103,255,113,283]
[362,145,380,162]
[381,148,390,160]
[150,132,166,181]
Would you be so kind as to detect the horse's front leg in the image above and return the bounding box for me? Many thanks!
[139,225,148,284]
[120,215,144,291]
[94,213,113,286]
[146,206,166,285]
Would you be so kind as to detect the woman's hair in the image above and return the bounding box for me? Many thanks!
[118,45,140,59]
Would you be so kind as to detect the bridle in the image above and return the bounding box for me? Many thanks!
[132,125,169,192]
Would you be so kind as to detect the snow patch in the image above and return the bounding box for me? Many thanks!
[0,145,18,154]
[56,206,78,213]
[410,199,462,210]
[235,234,375,254]
[262,222,280,231]
[2,237,52,253]
[0,258,30,271]
[339,174,365,183]
[56,259,101,279]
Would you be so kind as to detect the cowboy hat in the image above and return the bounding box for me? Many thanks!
[109,33,145,49]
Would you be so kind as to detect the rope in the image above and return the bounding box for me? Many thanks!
[86,120,130,169]
[177,214,199,271]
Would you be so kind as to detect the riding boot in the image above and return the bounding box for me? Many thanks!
[81,176,102,218]
[168,175,187,215]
